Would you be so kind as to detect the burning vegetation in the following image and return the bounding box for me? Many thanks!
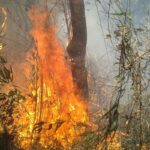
[1,0,150,150]
[0,3,96,150]
[11,7,92,149]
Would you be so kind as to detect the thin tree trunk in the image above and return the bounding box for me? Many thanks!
[67,0,89,99]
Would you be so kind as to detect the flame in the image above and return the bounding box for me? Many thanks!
[13,7,90,149]
[98,131,122,150]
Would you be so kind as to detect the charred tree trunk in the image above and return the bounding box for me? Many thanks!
[67,0,89,99]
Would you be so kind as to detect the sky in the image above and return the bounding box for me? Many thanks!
[85,0,115,79]
[85,0,112,73]
[85,0,150,78]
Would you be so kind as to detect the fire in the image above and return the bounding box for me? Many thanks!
[98,132,122,150]
[12,7,90,149]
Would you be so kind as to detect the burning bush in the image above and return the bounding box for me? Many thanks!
[11,7,92,149]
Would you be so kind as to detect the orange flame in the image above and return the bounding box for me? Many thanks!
[13,7,90,149]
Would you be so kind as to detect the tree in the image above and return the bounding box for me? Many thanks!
[67,0,89,99]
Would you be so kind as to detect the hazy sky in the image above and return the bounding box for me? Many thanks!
[85,0,114,78]
[85,0,150,78]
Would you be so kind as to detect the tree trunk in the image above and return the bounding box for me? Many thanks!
[67,0,89,99]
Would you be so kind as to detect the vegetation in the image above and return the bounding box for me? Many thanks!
[0,0,150,149]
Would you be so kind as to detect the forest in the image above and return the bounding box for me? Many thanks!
[0,0,150,149]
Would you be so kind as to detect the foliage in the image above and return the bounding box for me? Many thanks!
[95,0,150,149]
[0,55,25,149]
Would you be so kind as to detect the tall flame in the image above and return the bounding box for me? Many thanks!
[13,7,90,149]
